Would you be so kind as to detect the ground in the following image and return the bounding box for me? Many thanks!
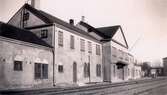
[139,85,167,95]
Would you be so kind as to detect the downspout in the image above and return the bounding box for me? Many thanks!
[102,42,104,82]
[88,55,91,83]
[52,24,56,86]
[52,48,55,86]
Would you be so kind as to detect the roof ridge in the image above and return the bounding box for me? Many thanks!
[96,25,121,29]
[24,4,99,41]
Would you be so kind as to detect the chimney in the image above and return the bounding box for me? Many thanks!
[81,16,85,22]
[69,19,74,25]
[31,0,40,9]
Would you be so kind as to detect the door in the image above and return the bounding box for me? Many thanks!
[73,62,77,82]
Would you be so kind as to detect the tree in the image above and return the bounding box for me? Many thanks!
[141,62,151,77]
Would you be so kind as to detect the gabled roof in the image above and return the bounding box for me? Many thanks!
[79,21,109,38]
[0,22,51,47]
[12,4,98,41]
[79,21,129,48]
[97,26,129,48]
[96,25,120,38]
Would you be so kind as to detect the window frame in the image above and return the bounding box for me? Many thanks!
[88,41,92,53]
[58,31,63,47]
[41,29,48,38]
[58,65,64,73]
[70,35,75,49]
[96,44,101,55]
[34,63,48,79]
[14,60,23,71]
[80,39,85,52]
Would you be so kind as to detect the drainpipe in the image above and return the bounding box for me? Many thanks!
[52,48,55,86]
[88,56,91,83]
[52,24,56,86]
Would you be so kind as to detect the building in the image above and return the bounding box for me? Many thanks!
[133,64,142,79]
[150,67,163,77]
[0,22,53,89]
[163,57,167,76]
[0,1,142,89]
[7,3,103,87]
[77,21,136,82]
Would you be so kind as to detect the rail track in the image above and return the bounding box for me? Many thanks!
[1,77,167,95]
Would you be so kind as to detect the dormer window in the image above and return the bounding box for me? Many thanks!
[41,29,48,38]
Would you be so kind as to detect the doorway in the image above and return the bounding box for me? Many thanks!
[116,62,126,80]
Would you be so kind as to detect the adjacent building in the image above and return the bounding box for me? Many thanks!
[163,57,167,76]
[77,21,138,82]
[0,22,53,89]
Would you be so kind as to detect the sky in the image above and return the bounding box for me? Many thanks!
[0,0,167,64]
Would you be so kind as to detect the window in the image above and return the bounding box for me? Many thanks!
[42,64,48,79]
[80,39,85,52]
[14,61,23,71]
[119,50,123,59]
[58,65,63,73]
[96,64,101,77]
[23,11,29,21]
[96,44,100,55]
[23,10,29,28]
[70,35,75,49]
[41,29,48,38]
[34,63,48,79]
[112,46,117,57]
[58,31,63,47]
[88,41,92,53]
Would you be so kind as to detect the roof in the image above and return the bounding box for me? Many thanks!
[79,21,129,48]
[0,22,51,47]
[79,21,109,38]
[97,26,128,48]
[96,25,120,38]
[22,4,98,41]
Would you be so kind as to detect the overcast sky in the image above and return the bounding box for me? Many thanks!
[1,0,167,63]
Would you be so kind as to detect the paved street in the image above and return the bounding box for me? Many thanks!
[139,85,167,95]
[1,77,167,95]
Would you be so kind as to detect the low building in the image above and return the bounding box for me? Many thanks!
[163,57,167,76]
[150,67,164,76]
[0,22,53,89]
[133,64,142,79]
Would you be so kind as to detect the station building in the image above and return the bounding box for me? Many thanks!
[0,1,142,89]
